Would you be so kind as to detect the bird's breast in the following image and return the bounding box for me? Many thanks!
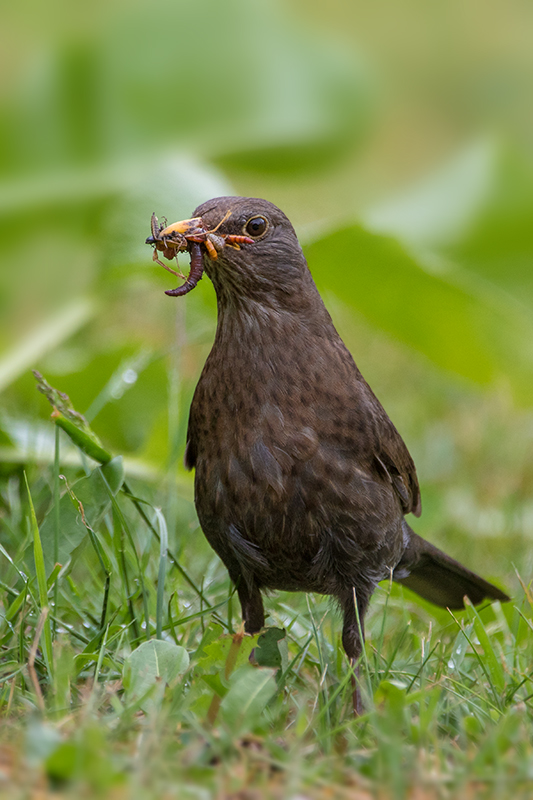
[188,334,406,592]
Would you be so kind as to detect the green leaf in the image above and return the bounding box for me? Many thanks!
[219,666,277,736]
[123,639,189,711]
[46,563,62,591]
[363,139,497,248]
[446,146,533,307]
[197,633,256,675]
[1,1,371,188]
[201,672,227,699]
[192,624,226,664]
[251,627,288,672]
[99,457,125,494]
[305,224,533,405]
[374,679,408,711]
[34,371,112,463]
[45,742,78,782]
[364,140,533,308]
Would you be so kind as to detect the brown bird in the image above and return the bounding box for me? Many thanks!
[161,196,509,712]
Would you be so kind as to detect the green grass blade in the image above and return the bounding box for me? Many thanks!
[154,508,168,640]
[99,471,150,640]
[0,542,32,592]
[53,426,60,635]
[4,586,28,624]
[448,609,503,710]
[24,473,54,679]
[465,599,506,695]
[121,485,214,611]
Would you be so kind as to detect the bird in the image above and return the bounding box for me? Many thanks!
[160,196,509,712]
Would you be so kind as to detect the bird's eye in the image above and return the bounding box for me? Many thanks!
[244,216,268,238]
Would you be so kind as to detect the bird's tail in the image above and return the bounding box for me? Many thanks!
[393,524,509,609]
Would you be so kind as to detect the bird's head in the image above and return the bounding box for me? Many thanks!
[159,196,316,311]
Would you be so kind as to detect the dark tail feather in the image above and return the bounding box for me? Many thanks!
[393,525,510,609]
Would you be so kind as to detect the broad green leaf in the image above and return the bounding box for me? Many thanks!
[124,639,189,691]
[364,140,533,308]
[123,639,189,711]
[448,624,475,673]
[445,147,533,307]
[201,672,227,699]
[197,633,256,675]
[192,623,226,664]
[1,1,370,185]
[251,627,288,672]
[374,679,408,711]
[363,139,497,248]
[98,458,124,495]
[219,665,277,736]
[43,726,119,787]
[305,225,533,405]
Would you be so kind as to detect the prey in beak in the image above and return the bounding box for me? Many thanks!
[146,211,255,297]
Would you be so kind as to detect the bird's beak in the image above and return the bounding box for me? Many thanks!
[159,217,203,238]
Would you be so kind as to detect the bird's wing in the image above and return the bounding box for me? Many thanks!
[324,337,422,518]
[360,380,421,517]
[184,409,198,470]
[375,420,421,516]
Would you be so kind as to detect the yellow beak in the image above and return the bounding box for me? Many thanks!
[159,217,203,238]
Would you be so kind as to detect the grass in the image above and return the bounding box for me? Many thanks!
[0,380,532,800]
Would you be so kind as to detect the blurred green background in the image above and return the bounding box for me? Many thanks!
[1,0,533,586]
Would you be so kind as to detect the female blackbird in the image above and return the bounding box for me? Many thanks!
[169,196,509,711]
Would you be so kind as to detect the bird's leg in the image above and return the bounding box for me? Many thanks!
[234,576,265,634]
[349,660,363,716]
[339,586,372,715]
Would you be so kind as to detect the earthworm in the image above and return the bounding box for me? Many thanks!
[165,242,204,297]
